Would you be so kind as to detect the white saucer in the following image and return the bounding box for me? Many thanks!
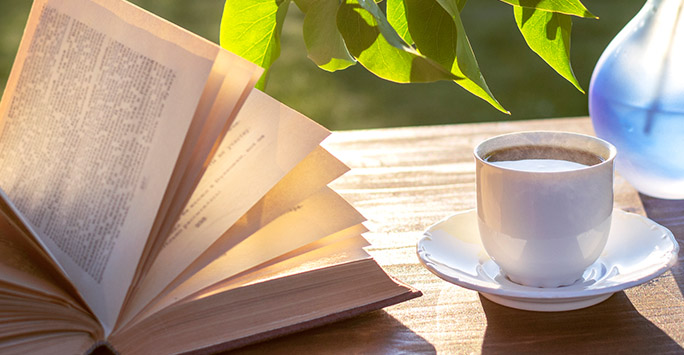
[417,209,679,312]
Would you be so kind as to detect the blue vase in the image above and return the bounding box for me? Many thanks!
[589,0,684,199]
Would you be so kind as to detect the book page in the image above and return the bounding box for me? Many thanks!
[109,258,412,355]
[0,0,242,333]
[0,215,74,305]
[0,207,103,348]
[0,296,99,337]
[195,231,371,300]
[179,147,350,277]
[118,146,349,327]
[133,50,261,284]
[130,226,370,323]
[0,192,85,306]
[166,146,350,293]
[0,332,94,355]
[134,187,366,320]
[118,90,330,326]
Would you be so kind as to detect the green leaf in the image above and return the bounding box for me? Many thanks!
[336,0,458,83]
[514,6,584,93]
[294,0,355,72]
[386,0,467,45]
[456,0,468,12]
[354,0,411,50]
[387,0,413,45]
[405,0,508,113]
[498,0,596,18]
[220,0,291,89]
[436,0,462,16]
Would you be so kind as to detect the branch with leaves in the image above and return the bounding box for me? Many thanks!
[219,0,596,114]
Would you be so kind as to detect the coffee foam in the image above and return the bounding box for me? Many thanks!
[483,145,604,166]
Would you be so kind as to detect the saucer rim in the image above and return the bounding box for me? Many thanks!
[480,292,614,312]
[417,208,679,300]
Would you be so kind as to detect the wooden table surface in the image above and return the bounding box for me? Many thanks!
[236,117,684,354]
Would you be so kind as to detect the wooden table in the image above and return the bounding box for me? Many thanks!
[236,117,684,354]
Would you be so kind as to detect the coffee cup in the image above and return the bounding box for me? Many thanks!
[474,131,617,288]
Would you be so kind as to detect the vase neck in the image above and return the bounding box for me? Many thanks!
[645,0,684,13]
[638,0,684,35]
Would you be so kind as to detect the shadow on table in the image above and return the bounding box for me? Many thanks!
[480,195,684,353]
[228,310,436,354]
[639,193,684,300]
[479,291,683,353]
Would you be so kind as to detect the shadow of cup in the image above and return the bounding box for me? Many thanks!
[479,291,683,353]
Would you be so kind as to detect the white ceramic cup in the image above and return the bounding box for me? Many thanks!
[474,131,617,288]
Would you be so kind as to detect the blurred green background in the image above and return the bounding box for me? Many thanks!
[0,0,644,130]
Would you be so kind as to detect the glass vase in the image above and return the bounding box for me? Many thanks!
[589,0,684,199]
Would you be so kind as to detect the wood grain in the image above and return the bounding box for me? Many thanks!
[233,117,683,354]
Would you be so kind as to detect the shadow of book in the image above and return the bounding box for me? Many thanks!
[231,310,436,354]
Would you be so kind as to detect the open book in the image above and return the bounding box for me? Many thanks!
[0,0,420,353]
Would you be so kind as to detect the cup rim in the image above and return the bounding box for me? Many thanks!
[473,130,617,173]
